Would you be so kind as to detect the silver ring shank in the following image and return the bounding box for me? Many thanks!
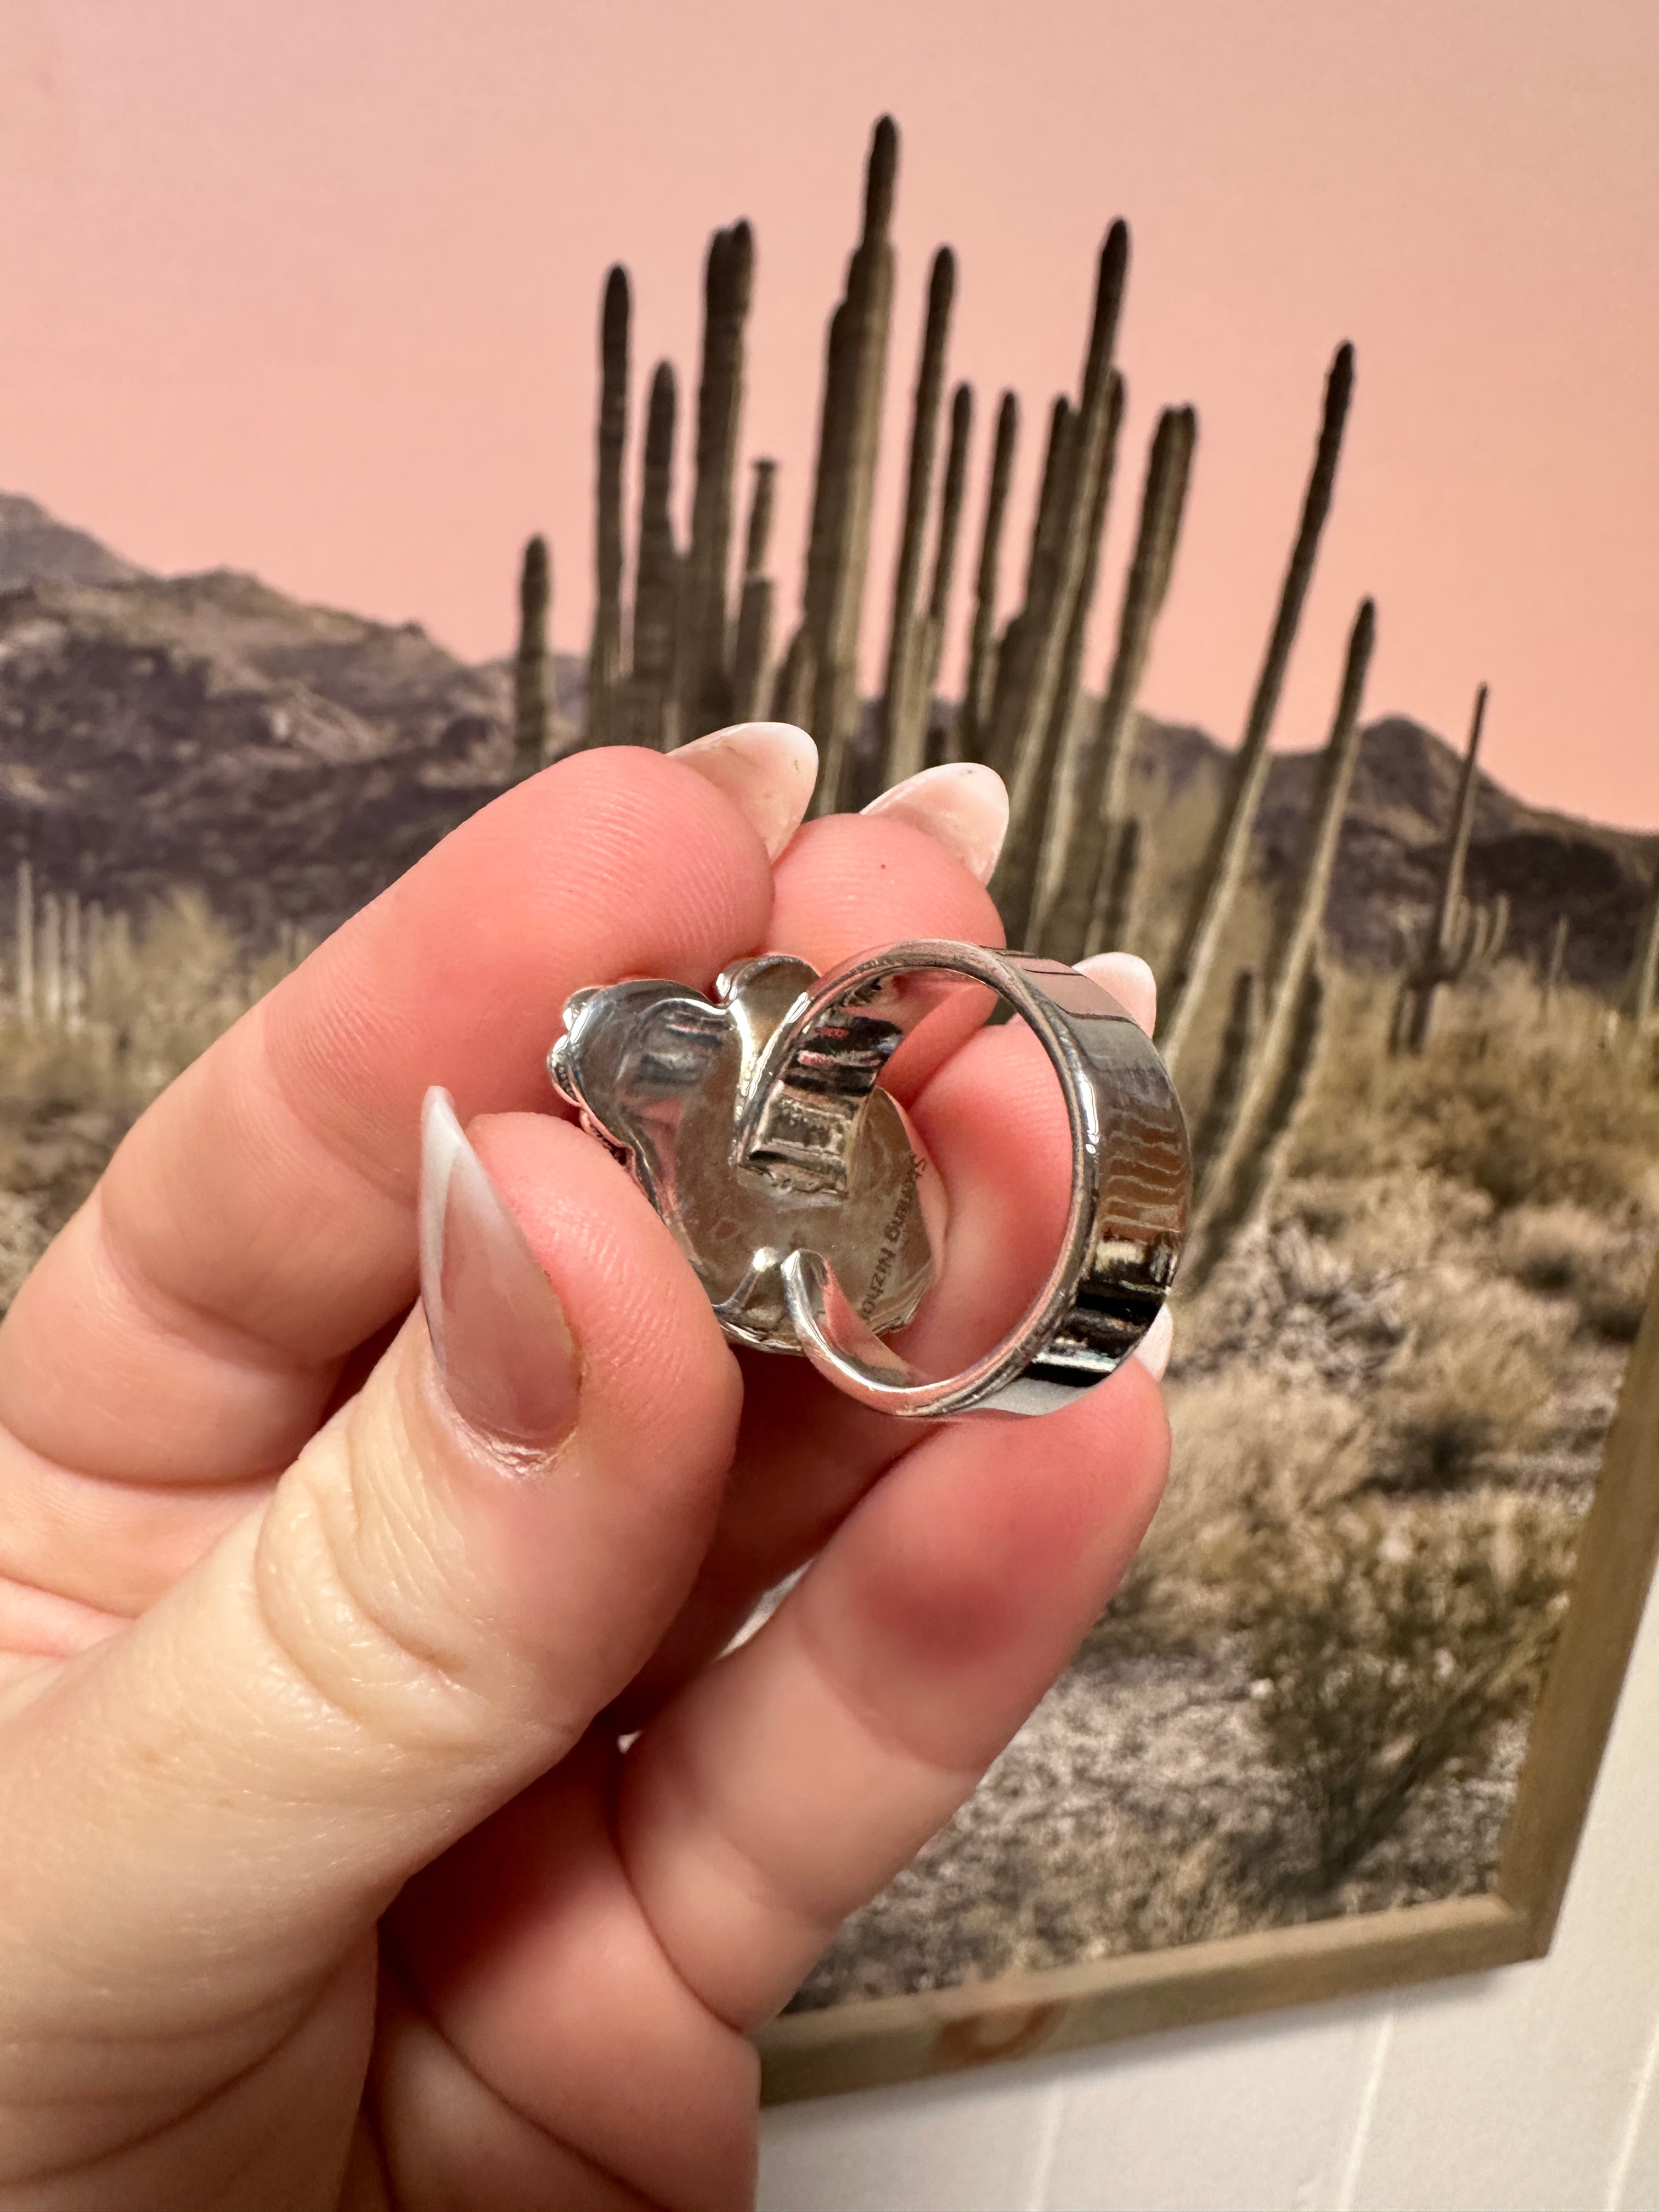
[735,941,1190,1418]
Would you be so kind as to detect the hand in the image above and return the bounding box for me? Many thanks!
[0,729,1170,2211]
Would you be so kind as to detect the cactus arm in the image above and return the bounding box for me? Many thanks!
[877,247,956,792]
[1037,402,1197,961]
[952,391,1019,764]
[1158,342,1356,1074]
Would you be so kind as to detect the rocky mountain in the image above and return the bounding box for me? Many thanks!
[0,494,145,592]
[0,496,1649,986]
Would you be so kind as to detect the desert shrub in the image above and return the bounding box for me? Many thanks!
[1294,969,1659,1217]
[1175,1220,1407,1390]
[1495,1203,1610,1296]
[0,891,296,1118]
[1493,1204,1653,1347]
[1578,1249,1654,1345]
[0,895,303,1300]
[1235,1487,1579,1890]
[1370,1275,1555,1492]
[1102,1370,1375,1646]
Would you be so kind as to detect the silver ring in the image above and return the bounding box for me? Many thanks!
[549,939,1189,1419]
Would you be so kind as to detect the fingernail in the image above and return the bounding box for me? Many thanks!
[1076,951,1158,1039]
[419,1088,581,1448]
[1132,1303,1173,1381]
[676,723,819,862]
[861,762,1009,885]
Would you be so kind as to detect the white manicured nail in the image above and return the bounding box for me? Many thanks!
[1076,951,1157,1039]
[676,723,819,861]
[1132,1304,1173,1381]
[861,761,1009,885]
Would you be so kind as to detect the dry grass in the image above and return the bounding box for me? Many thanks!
[0,893,302,1284]
[1296,966,1659,1217]
[1369,1272,1556,1492]
[1235,1486,1579,1888]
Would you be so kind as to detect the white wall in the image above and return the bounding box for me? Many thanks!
[759,1566,1659,2212]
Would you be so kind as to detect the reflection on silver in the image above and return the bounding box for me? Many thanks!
[550,940,1190,1419]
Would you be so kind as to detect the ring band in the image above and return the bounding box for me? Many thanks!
[734,940,1190,1418]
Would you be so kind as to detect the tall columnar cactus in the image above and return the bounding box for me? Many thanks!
[40,891,62,1030]
[731,458,777,724]
[1157,342,1357,1074]
[623,362,681,751]
[877,245,957,793]
[1035,402,1198,960]
[771,625,816,730]
[14,858,33,1029]
[981,393,1078,788]
[511,535,552,782]
[913,380,973,768]
[1041,365,1137,831]
[1086,812,1144,956]
[679,221,756,742]
[795,116,899,811]
[1392,684,1508,1053]
[1191,966,1260,1185]
[587,266,630,748]
[1541,912,1570,1012]
[991,223,1131,947]
[64,891,83,1034]
[1194,599,1376,1215]
[1186,960,1326,1293]
[1621,845,1659,1031]
[953,391,1018,763]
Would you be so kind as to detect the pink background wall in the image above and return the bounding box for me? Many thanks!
[1,0,1652,824]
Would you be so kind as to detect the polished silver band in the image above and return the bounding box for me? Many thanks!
[732,940,1190,1418]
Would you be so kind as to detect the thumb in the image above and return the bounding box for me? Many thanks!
[1,1096,740,2038]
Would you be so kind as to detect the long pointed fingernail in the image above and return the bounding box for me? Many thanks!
[420,1089,581,1448]
[676,723,819,862]
[1132,1304,1173,1381]
[861,762,1009,884]
[1076,952,1158,1039]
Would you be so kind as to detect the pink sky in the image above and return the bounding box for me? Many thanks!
[1,0,1654,826]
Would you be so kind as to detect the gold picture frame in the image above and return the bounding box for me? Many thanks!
[756,1269,1659,2104]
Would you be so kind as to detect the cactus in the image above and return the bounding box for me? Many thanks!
[771,624,817,729]
[41,891,62,1029]
[679,222,756,741]
[992,223,1131,946]
[730,459,777,723]
[1085,812,1144,957]
[586,266,629,748]
[1541,912,1570,1013]
[620,362,681,750]
[877,246,957,792]
[1035,402,1197,960]
[1194,599,1376,1214]
[798,116,899,810]
[1186,960,1326,1294]
[1621,847,1659,1031]
[915,381,973,768]
[1392,684,1508,1053]
[511,535,551,782]
[1191,967,1259,1185]
[983,394,1076,776]
[1158,342,1357,1074]
[83,900,105,1023]
[953,391,1019,763]
[14,859,33,1029]
[64,891,83,1033]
